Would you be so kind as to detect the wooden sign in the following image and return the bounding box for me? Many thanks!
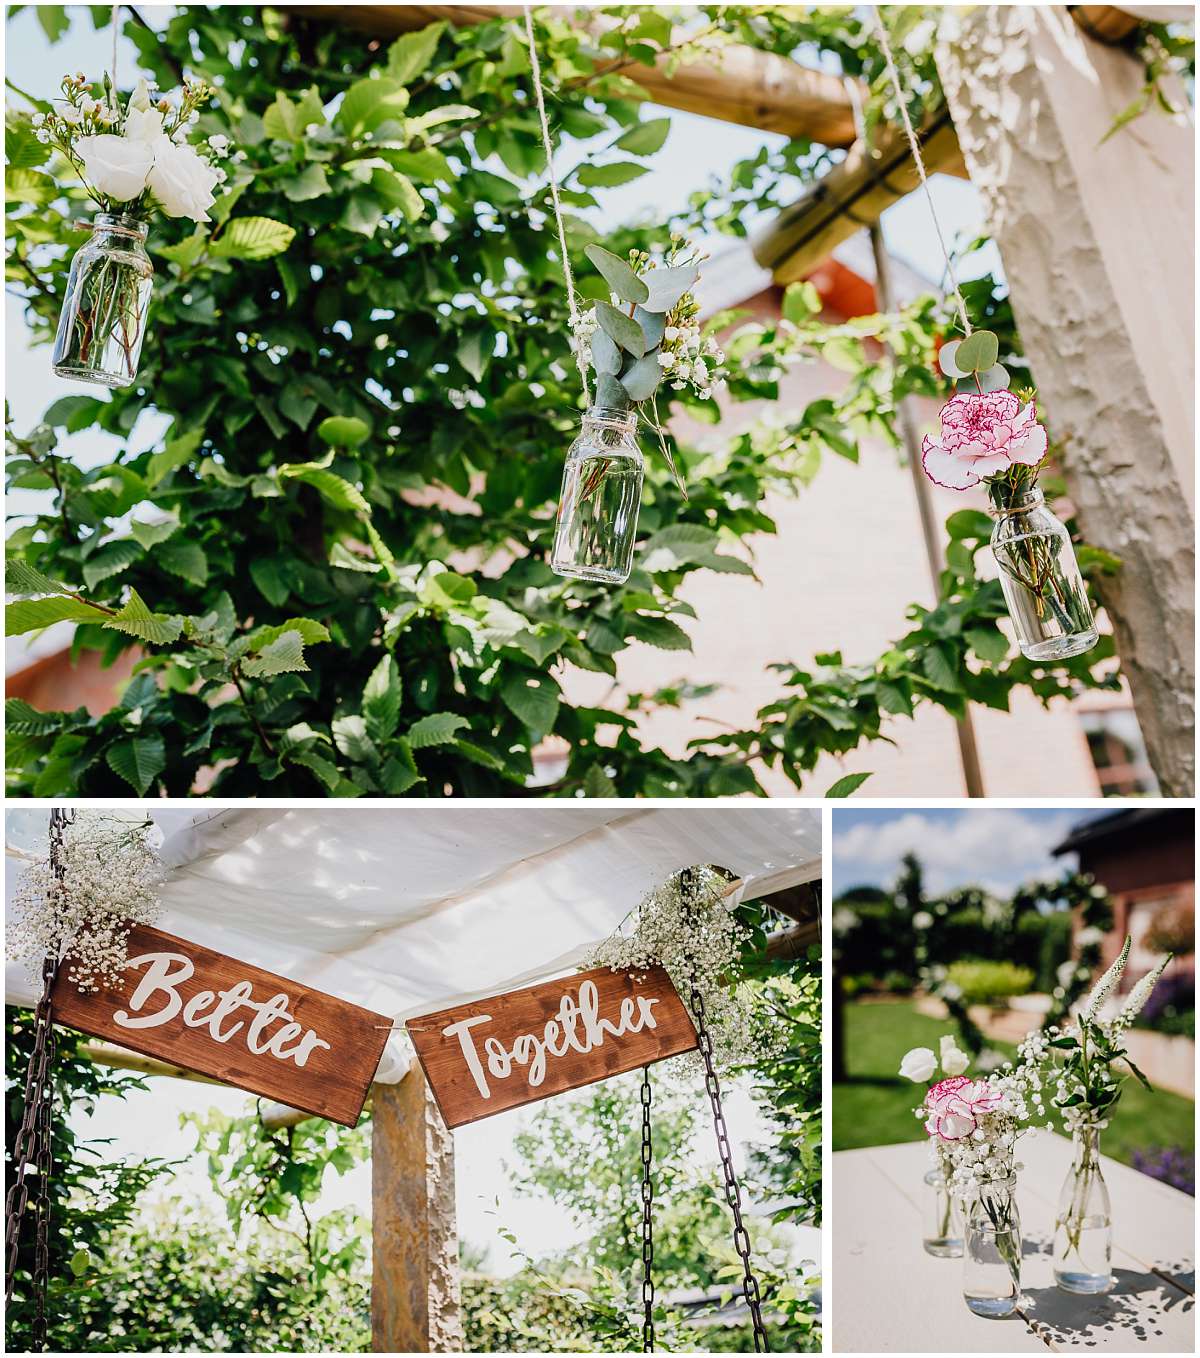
[51,924,390,1127]
[407,965,698,1129]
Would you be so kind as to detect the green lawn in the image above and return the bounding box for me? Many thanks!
[833,999,1195,1170]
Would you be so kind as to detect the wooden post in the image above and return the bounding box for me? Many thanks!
[936,6,1195,795]
[372,1068,462,1353]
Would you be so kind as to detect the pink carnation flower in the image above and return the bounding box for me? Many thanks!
[924,1077,1004,1141]
[922,390,1047,490]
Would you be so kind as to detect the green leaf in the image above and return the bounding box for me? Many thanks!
[156,227,209,268]
[974,363,1010,393]
[147,427,204,487]
[242,630,307,678]
[641,263,699,313]
[500,672,560,737]
[938,339,964,378]
[156,538,209,586]
[408,711,470,749]
[583,763,618,797]
[280,163,329,203]
[782,281,821,324]
[619,352,663,402]
[590,328,622,375]
[250,556,290,606]
[954,329,999,373]
[634,305,665,350]
[584,245,649,305]
[263,88,326,142]
[945,509,993,540]
[363,654,402,742]
[332,714,378,764]
[280,465,370,514]
[614,118,671,156]
[5,698,66,735]
[6,596,107,636]
[577,161,649,188]
[211,217,296,261]
[826,772,871,798]
[247,618,331,649]
[129,513,180,550]
[371,168,424,221]
[921,643,962,693]
[594,301,645,357]
[104,590,184,645]
[5,558,68,597]
[388,21,447,84]
[82,539,142,590]
[876,681,913,717]
[316,416,370,449]
[965,626,1010,662]
[338,75,410,136]
[279,380,319,430]
[457,329,491,382]
[106,734,166,796]
[625,615,692,650]
[69,1249,91,1279]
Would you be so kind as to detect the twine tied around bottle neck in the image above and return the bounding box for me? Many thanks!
[72,216,147,239]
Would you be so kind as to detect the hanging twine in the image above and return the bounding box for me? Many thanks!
[870,6,972,337]
[109,4,120,116]
[521,4,591,404]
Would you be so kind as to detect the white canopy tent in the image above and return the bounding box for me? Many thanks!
[5,806,821,1085]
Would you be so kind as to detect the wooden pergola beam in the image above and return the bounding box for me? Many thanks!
[752,109,968,283]
[290,4,863,147]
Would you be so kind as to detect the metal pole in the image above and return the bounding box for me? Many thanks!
[869,222,985,798]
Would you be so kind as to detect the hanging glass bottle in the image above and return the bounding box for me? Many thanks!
[1053,1126,1113,1294]
[52,213,153,388]
[989,483,1098,660]
[923,1166,963,1257]
[962,1176,1022,1318]
[551,404,644,584]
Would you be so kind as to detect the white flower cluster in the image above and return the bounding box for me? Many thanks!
[32,73,227,223]
[657,320,726,400]
[8,813,165,993]
[582,865,769,1071]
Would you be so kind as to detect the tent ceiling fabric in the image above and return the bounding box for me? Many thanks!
[5,807,820,1085]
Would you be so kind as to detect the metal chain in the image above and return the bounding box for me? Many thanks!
[679,869,769,1352]
[639,1064,655,1352]
[4,808,73,1351]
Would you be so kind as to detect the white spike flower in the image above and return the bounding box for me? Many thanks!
[1080,935,1131,1022]
[1111,954,1173,1035]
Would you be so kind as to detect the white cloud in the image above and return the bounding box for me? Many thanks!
[834,810,1079,894]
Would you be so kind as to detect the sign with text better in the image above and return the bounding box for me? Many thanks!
[51,924,390,1127]
[408,965,698,1129]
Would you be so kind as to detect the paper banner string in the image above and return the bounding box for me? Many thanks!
[522,4,591,403]
[870,6,973,338]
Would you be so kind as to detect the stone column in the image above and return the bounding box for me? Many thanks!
[936,5,1195,795]
[372,1068,462,1352]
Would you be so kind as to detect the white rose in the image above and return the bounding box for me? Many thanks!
[939,1034,970,1076]
[146,135,220,222]
[75,133,153,202]
[899,1046,937,1083]
[129,78,153,113]
[123,107,165,142]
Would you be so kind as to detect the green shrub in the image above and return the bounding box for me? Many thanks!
[945,960,1035,1006]
[1035,911,1073,992]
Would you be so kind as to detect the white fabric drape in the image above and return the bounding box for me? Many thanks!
[5,807,820,1082]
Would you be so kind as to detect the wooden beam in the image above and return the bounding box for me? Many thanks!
[80,1040,228,1087]
[763,920,819,959]
[1069,6,1142,45]
[752,109,968,283]
[372,1068,462,1352]
[291,5,862,147]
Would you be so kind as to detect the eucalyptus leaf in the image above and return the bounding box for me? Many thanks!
[641,264,699,314]
[590,327,622,375]
[954,329,999,373]
[974,363,1010,393]
[594,372,631,409]
[594,301,646,358]
[619,352,664,402]
[583,244,648,306]
[634,306,665,350]
[938,338,964,378]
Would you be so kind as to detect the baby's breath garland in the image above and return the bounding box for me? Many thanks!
[583,865,769,1070]
[9,812,164,993]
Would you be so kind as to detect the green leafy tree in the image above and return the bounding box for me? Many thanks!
[6,6,1117,797]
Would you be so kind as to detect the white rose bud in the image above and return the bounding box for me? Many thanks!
[128,77,154,113]
[75,133,154,202]
[123,107,165,142]
[146,135,220,222]
[939,1034,970,1076]
[898,1047,937,1083]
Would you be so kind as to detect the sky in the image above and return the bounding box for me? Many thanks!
[830,806,1113,898]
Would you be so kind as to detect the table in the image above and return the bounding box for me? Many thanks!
[832,1130,1194,1352]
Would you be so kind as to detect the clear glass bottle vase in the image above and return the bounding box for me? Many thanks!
[988,484,1098,661]
[551,404,644,585]
[923,1167,963,1257]
[52,212,153,388]
[963,1176,1022,1318]
[1053,1127,1113,1294]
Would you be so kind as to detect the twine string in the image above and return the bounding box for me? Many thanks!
[870,6,972,337]
[110,4,120,114]
[522,4,591,404]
